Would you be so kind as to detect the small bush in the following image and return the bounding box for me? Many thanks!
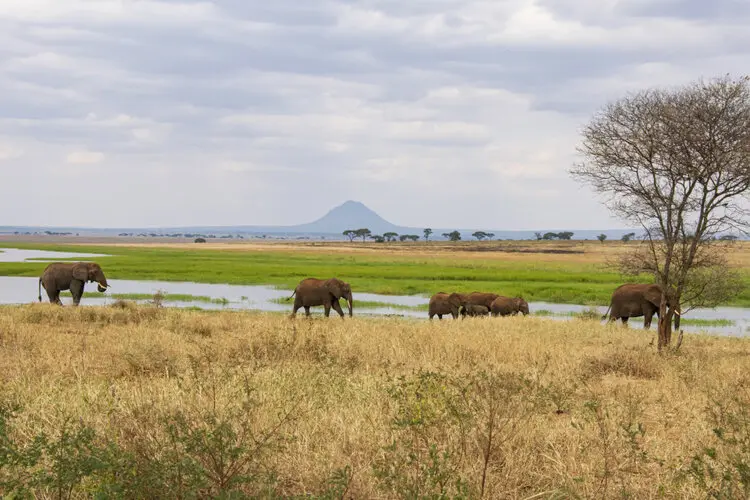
[576,306,603,321]
[111,299,136,310]
[685,380,750,497]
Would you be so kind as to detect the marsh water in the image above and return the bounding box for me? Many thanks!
[0,247,110,262]
[2,248,749,337]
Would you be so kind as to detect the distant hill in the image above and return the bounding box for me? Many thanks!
[282,200,416,235]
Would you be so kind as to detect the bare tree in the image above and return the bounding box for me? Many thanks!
[571,74,750,351]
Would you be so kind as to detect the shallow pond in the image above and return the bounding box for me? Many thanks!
[1,248,749,337]
[0,247,110,263]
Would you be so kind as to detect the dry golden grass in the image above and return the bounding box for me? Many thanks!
[1,303,750,498]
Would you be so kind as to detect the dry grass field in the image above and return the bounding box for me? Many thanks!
[1,302,749,498]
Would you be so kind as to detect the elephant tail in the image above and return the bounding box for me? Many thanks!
[286,289,296,301]
[38,277,42,302]
[601,303,612,321]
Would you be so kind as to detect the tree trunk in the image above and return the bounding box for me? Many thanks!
[657,298,673,352]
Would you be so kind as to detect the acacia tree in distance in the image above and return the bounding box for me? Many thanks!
[354,228,371,242]
[570,74,750,351]
[343,230,356,242]
[423,228,433,241]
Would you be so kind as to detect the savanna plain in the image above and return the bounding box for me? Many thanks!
[1,239,750,498]
[2,238,750,306]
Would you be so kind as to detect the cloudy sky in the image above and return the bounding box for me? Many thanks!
[1,0,748,230]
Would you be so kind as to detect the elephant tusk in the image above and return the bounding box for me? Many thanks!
[673,310,680,316]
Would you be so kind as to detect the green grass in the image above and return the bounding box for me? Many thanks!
[270,296,427,311]
[532,309,736,327]
[5,242,750,307]
[59,291,231,305]
[680,318,736,327]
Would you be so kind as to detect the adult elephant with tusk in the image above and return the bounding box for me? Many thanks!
[289,277,353,318]
[38,262,110,306]
[601,283,680,330]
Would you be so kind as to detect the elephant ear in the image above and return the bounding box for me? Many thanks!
[325,278,343,298]
[644,285,664,307]
[72,263,88,281]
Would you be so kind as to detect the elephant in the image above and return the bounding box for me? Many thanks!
[38,262,110,306]
[490,296,530,317]
[601,283,680,330]
[459,291,500,316]
[289,277,353,318]
[462,304,490,317]
[428,292,465,319]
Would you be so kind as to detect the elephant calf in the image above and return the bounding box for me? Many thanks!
[490,296,530,317]
[462,304,490,317]
[38,262,110,306]
[289,277,353,318]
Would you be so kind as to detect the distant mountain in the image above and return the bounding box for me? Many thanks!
[284,200,416,235]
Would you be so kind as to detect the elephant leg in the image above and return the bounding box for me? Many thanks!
[331,300,345,318]
[644,312,654,329]
[70,280,84,306]
[290,296,304,317]
[323,303,332,317]
[304,306,311,317]
[48,290,62,305]
[438,314,443,320]
[621,317,629,327]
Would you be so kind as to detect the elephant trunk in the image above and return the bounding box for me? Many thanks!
[347,292,353,317]
[95,271,110,292]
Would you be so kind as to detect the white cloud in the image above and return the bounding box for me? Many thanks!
[66,150,104,164]
[0,0,748,229]
[0,143,23,161]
